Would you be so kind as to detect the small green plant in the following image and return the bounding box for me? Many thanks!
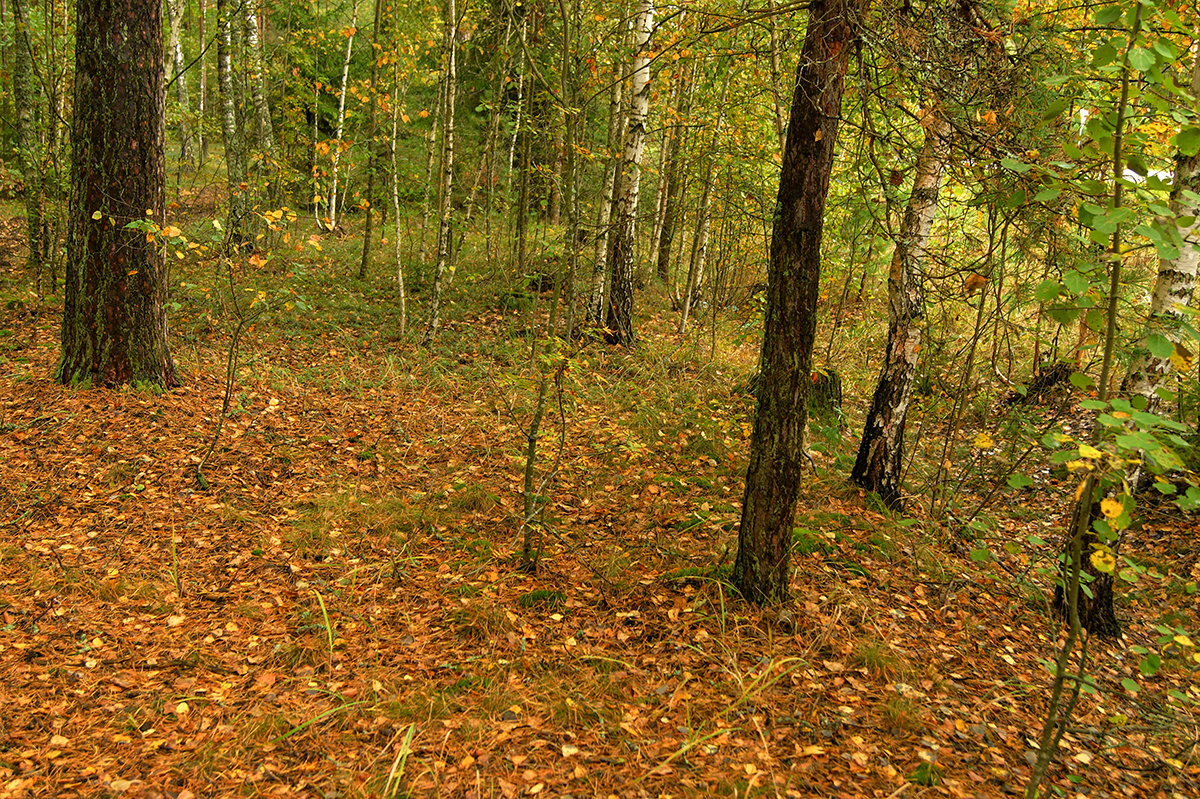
[907,760,943,786]
[518,589,565,610]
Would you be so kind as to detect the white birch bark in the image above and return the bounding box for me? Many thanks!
[326,5,358,230]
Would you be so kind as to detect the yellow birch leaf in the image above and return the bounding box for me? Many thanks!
[1100,497,1122,518]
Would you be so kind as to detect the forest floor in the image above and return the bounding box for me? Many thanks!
[0,210,1198,799]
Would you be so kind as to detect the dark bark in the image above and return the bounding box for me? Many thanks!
[733,0,865,604]
[1052,500,1121,638]
[58,0,177,388]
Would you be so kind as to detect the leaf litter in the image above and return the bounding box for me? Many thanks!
[0,266,1197,798]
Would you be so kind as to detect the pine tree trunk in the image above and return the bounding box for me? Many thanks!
[59,0,177,388]
[165,0,194,166]
[850,113,952,510]
[422,0,457,344]
[733,0,866,604]
[603,0,654,345]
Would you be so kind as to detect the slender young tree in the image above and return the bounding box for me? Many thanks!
[584,61,624,329]
[216,0,249,238]
[422,0,458,344]
[359,0,385,279]
[603,0,653,345]
[326,6,358,229]
[165,0,195,166]
[850,111,952,509]
[59,0,177,387]
[12,0,45,282]
[733,0,866,604]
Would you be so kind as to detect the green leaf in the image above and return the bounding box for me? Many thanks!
[1093,5,1121,24]
[1069,371,1094,389]
[1008,473,1034,490]
[969,548,991,563]
[1176,127,1200,158]
[1033,187,1062,203]
[1140,653,1162,676]
[1147,333,1174,359]
[1000,157,1031,174]
[1127,47,1155,72]
[1121,677,1140,692]
[1040,98,1071,122]
[1092,43,1118,68]
[1035,280,1062,301]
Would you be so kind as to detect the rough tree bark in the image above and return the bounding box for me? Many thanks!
[603,0,654,345]
[733,0,866,604]
[850,111,952,509]
[58,0,177,387]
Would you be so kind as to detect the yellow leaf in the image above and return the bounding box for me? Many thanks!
[973,432,994,449]
[162,225,182,237]
[175,702,189,715]
[1078,444,1103,459]
[1100,497,1122,519]
[91,210,102,220]
[1174,634,1194,648]
[1090,548,1116,574]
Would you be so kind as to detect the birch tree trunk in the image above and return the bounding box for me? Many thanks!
[359,0,384,279]
[216,0,249,239]
[165,0,194,166]
[244,0,276,188]
[198,0,207,162]
[390,63,408,335]
[603,0,653,345]
[734,0,867,604]
[1122,53,1200,413]
[422,0,457,344]
[850,112,952,509]
[326,7,357,230]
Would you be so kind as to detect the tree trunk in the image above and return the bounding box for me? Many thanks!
[12,0,44,281]
[216,0,249,239]
[58,0,177,388]
[603,0,654,345]
[198,0,207,163]
[1122,53,1200,413]
[326,7,357,230]
[850,112,952,510]
[583,64,624,330]
[655,61,693,285]
[733,0,865,604]
[165,0,194,166]
[421,0,457,344]
[246,0,278,158]
[679,69,731,334]
[359,0,384,280]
